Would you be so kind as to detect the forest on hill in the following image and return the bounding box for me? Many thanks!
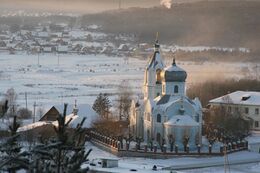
[82,1,260,57]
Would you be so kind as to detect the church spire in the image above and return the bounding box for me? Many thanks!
[154,32,160,52]
[172,58,176,66]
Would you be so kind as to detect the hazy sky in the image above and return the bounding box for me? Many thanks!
[0,0,235,14]
[0,0,160,14]
[0,0,259,14]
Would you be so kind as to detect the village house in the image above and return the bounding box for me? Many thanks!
[209,91,260,131]
[38,103,97,128]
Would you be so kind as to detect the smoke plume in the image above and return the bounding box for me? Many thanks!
[160,0,172,9]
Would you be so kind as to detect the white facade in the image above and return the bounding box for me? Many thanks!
[209,91,260,131]
[130,40,203,149]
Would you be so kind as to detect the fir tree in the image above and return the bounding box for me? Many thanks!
[0,100,8,118]
[30,103,92,173]
[0,116,29,173]
[92,93,112,119]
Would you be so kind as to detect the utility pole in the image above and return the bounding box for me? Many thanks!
[57,53,60,66]
[25,92,27,110]
[33,102,39,123]
[37,53,40,66]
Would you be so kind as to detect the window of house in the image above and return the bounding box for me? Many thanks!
[157,114,161,123]
[157,93,160,97]
[245,107,249,114]
[255,108,259,115]
[174,85,178,93]
[255,121,259,128]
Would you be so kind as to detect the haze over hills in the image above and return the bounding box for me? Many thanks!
[82,1,260,57]
[1,0,260,14]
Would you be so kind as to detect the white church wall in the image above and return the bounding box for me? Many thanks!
[165,101,196,120]
[162,81,185,96]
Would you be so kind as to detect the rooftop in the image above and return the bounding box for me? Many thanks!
[209,91,260,106]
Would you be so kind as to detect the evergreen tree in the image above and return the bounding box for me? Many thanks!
[92,93,112,119]
[0,100,8,118]
[30,103,92,173]
[0,116,29,173]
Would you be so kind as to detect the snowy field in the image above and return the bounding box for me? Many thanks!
[0,52,254,112]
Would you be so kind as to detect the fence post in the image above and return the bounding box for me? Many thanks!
[175,144,178,154]
[197,144,201,154]
[144,144,148,153]
[117,141,121,150]
[163,144,167,154]
[228,143,232,151]
[220,144,224,154]
[153,144,157,153]
[209,144,212,154]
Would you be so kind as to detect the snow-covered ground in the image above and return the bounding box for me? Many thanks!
[86,142,260,173]
[0,53,255,112]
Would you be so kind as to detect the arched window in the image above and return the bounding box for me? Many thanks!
[157,114,161,123]
[156,69,162,84]
[174,85,178,93]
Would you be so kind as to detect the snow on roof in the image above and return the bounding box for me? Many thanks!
[209,91,260,106]
[164,61,186,73]
[52,104,97,128]
[147,51,164,70]
[164,115,199,126]
[38,32,49,37]
[18,104,97,132]
[57,45,68,52]
[87,24,100,30]
[17,121,50,132]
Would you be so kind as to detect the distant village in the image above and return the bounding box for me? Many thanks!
[0,22,155,58]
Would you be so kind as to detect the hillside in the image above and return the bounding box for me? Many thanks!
[82,1,260,56]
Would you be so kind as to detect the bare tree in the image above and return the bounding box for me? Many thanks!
[3,88,18,117]
[17,108,32,119]
[116,81,133,121]
[36,107,45,120]
[206,105,250,143]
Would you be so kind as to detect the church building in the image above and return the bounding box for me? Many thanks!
[129,39,203,149]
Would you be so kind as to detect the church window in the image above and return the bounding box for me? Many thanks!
[162,84,165,93]
[156,69,162,84]
[196,115,199,122]
[174,85,178,93]
[157,114,161,123]
[156,133,161,144]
